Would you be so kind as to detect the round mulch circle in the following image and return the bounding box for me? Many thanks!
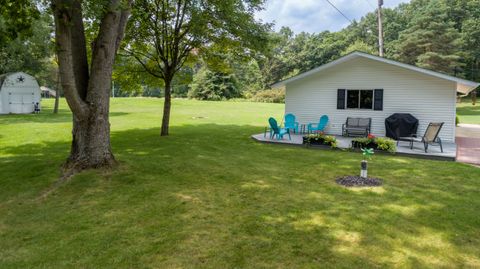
[336,176,383,187]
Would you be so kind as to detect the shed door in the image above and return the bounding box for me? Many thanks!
[8,92,34,113]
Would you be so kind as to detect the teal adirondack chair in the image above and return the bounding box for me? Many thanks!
[284,113,299,133]
[269,117,291,140]
[308,115,329,133]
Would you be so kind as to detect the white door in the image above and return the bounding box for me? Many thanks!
[8,92,34,113]
[22,93,34,113]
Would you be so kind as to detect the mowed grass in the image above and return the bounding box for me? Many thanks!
[457,98,480,124]
[1,98,480,268]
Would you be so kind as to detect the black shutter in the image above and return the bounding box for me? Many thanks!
[374,89,383,111]
[337,89,346,109]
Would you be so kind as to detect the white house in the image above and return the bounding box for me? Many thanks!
[0,72,41,114]
[272,52,480,142]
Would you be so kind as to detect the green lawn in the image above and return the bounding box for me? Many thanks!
[1,98,480,268]
[457,99,480,124]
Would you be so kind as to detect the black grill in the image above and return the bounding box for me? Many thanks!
[385,113,419,140]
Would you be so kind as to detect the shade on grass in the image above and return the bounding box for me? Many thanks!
[0,98,479,268]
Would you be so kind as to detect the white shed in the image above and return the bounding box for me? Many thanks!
[272,52,480,142]
[0,72,41,114]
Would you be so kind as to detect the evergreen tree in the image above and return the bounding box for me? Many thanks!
[394,0,462,74]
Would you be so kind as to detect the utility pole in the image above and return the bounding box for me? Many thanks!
[377,0,384,57]
[112,81,115,98]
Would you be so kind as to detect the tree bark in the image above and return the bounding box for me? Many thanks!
[52,0,132,172]
[472,90,477,106]
[53,69,60,114]
[67,110,113,169]
[53,91,60,113]
[161,77,172,136]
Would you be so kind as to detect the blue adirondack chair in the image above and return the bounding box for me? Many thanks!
[284,113,299,133]
[308,115,329,133]
[269,117,291,140]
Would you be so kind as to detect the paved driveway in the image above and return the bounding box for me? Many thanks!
[456,124,480,165]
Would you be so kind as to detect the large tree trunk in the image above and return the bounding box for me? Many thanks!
[52,0,131,172]
[67,104,113,169]
[53,90,60,113]
[53,70,60,114]
[161,77,172,136]
[472,90,477,106]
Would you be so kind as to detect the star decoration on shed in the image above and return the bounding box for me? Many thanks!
[17,76,25,83]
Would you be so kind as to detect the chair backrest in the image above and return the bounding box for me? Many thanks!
[284,113,296,128]
[268,117,280,133]
[346,117,359,127]
[346,117,371,128]
[358,118,371,128]
[423,122,444,143]
[318,115,329,130]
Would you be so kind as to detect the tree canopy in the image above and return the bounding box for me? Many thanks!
[2,0,479,104]
[124,0,271,135]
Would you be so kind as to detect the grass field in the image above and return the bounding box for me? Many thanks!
[1,98,480,268]
[457,98,480,124]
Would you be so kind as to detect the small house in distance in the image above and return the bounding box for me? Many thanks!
[272,51,480,142]
[0,72,41,114]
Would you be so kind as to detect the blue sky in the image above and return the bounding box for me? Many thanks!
[256,0,411,33]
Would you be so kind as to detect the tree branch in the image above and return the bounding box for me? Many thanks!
[51,0,89,118]
[115,0,134,53]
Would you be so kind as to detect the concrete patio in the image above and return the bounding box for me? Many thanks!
[251,132,457,161]
[456,124,480,165]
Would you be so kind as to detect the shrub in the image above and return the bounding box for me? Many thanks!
[352,135,375,148]
[456,114,459,126]
[323,135,338,148]
[304,132,338,148]
[352,135,397,153]
[251,88,285,103]
[352,137,373,146]
[374,137,397,153]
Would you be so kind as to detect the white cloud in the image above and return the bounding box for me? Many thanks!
[256,0,411,33]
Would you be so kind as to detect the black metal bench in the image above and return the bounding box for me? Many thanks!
[342,117,371,137]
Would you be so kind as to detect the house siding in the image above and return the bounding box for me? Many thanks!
[285,57,457,141]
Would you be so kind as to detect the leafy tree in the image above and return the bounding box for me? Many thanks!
[188,66,240,100]
[51,0,133,171]
[341,40,376,56]
[233,59,264,98]
[0,0,39,44]
[257,27,294,86]
[0,8,52,76]
[125,0,269,136]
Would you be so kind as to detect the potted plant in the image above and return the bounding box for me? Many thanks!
[352,134,396,153]
[303,132,338,148]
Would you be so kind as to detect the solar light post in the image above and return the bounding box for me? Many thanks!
[361,148,374,178]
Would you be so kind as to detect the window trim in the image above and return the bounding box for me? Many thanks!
[345,89,374,110]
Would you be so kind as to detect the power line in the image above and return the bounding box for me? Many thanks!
[323,0,352,23]
[363,0,375,9]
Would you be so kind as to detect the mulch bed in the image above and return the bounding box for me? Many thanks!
[336,176,383,187]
